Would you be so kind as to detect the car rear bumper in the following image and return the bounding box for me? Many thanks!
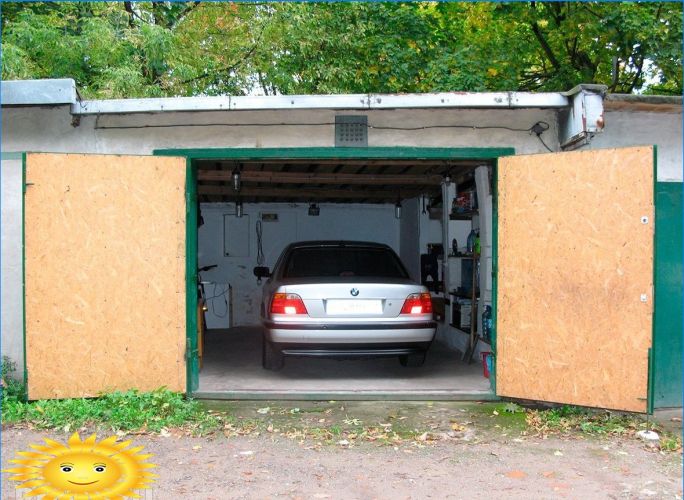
[263,320,437,344]
[271,341,433,359]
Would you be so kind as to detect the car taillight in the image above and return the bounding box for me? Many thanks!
[270,293,308,315]
[400,293,433,315]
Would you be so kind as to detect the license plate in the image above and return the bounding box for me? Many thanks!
[326,300,382,315]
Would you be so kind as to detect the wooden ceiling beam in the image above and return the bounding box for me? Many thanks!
[198,170,443,185]
[196,159,485,168]
[198,185,436,200]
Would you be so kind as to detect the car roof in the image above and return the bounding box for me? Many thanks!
[286,240,392,250]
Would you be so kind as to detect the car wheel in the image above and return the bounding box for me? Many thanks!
[399,352,426,367]
[262,339,284,371]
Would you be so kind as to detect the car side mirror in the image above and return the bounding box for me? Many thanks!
[253,266,271,279]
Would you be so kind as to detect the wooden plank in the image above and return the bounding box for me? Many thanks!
[197,159,484,167]
[198,185,435,199]
[24,153,186,399]
[198,170,443,185]
[496,146,653,412]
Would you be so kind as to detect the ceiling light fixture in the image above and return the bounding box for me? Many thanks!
[232,167,241,191]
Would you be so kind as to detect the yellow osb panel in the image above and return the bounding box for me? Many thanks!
[496,146,653,412]
[25,153,186,399]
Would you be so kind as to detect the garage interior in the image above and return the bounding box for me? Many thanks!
[194,155,495,397]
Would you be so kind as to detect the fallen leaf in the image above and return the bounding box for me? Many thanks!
[505,470,527,479]
[542,471,556,478]
[192,445,202,451]
[451,422,465,432]
[554,450,563,456]
[257,407,270,414]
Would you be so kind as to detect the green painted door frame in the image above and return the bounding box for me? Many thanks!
[154,147,515,395]
[652,181,683,408]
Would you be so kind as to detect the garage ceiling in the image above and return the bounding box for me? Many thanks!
[196,159,487,203]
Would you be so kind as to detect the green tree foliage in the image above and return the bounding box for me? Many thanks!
[2,2,681,98]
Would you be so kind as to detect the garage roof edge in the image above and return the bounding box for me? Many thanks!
[2,78,575,114]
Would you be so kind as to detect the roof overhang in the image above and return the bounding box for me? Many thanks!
[604,94,682,113]
[2,78,572,116]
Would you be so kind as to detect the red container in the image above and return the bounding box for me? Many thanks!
[481,352,492,378]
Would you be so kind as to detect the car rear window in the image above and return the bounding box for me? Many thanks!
[282,247,409,279]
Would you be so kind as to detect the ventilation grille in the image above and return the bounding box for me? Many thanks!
[335,115,368,147]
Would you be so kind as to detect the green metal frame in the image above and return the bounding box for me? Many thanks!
[154,147,515,395]
[154,147,516,161]
[490,159,499,394]
[21,153,28,399]
[185,159,200,393]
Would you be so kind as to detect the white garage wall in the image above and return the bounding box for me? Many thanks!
[589,110,683,182]
[1,106,559,156]
[198,202,400,326]
[1,156,24,379]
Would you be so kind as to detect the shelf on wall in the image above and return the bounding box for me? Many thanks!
[449,290,480,299]
[449,210,478,220]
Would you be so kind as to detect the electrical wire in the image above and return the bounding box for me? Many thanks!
[206,283,229,318]
[94,117,549,135]
[535,133,554,152]
[95,116,555,150]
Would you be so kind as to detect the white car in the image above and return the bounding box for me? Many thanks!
[255,241,436,370]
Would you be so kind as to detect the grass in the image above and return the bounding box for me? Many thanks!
[1,356,26,403]
[526,405,682,452]
[1,357,224,434]
[2,388,225,435]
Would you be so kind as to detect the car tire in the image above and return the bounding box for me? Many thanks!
[262,339,284,371]
[399,352,426,367]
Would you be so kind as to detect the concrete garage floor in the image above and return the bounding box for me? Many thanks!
[197,327,492,399]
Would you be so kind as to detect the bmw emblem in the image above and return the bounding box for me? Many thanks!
[350,288,360,297]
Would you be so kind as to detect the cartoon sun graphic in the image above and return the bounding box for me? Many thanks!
[4,432,157,499]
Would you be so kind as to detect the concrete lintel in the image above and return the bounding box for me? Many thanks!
[74,91,570,116]
[75,96,232,115]
[1,78,77,106]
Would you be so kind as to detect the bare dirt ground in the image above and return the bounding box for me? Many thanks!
[3,402,682,500]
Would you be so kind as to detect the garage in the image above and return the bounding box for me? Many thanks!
[191,153,498,399]
[2,79,681,412]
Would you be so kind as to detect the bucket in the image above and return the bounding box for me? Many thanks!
[481,352,492,378]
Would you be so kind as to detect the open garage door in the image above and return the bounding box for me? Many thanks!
[24,153,187,399]
[496,146,654,412]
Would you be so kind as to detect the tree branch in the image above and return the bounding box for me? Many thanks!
[123,2,144,28]
[628,56,645,93]
[530,22,561,70]
[179,43,259,86]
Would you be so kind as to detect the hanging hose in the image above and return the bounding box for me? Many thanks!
[256,220,265,266]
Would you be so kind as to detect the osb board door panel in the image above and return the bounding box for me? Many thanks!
[496,146,653,412]
[25,153,186,399]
